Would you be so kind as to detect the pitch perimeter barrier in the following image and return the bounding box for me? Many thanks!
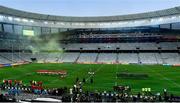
[0,64,3,67]
[3,64,11,67]
[173,64,180,67]
[0,62,30,68]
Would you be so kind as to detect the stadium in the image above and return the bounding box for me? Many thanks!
[0,3,180,102]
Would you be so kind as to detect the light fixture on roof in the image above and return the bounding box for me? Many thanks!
[8,16,13,21]
[29,20,34,23]
[171,16,176,19]
[57,22,65,25]
[0,15,3,21]
[44,21,48,24]
[14,18,20,22]
[150,18,155,22]
[22,18,28,22]
[158,17,163,21]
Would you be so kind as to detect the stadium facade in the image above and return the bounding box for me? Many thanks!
[0,6,180,65]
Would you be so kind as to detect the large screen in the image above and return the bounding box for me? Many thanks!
[23,30,34,36]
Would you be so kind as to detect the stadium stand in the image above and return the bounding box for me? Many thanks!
[0,52,180,65]
[45,53,61,62]
[97,53,117,63]
[161,53,180,64]
[158,42,178,50]
[60,53,80,62]
[19,53,33,62]
[61,42,180,50]
[31,53,48,62]
[118,53,139,64]
[139,53,157,64]
[77,53,97,62]
[154,53,164,64]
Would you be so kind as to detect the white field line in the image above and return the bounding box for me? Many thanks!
[149,68,180,88]
[85,65,104,82]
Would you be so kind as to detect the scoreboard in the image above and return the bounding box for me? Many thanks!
[23,30,34,36]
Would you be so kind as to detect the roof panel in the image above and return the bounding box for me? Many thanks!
[0,6,180,22]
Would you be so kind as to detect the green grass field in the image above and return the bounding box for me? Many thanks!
[0,63,180,95]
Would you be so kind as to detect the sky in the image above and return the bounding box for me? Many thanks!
[0,0,180,17]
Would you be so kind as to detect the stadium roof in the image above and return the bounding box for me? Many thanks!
[1,5,180,22]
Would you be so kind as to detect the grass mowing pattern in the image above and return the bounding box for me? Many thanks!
[0,63,180,95]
